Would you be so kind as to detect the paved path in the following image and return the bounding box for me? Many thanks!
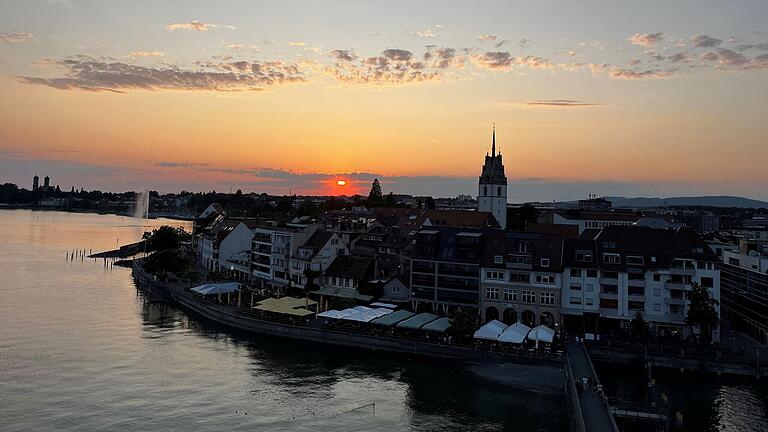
[567,342,617,432]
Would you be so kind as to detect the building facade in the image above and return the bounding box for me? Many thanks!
[720,246,768,344]
[479,231,564,328]
[560,226,721,342]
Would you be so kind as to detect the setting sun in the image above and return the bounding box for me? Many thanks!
[337,180,347,187]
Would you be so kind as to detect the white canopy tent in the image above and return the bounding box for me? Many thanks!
[473,320,508,341]
[317,310,348,319]
[351,306,371,312]
[497,322,531,344]
[341,308,393,323]
[191,283,239,295]
[528,325,556,347]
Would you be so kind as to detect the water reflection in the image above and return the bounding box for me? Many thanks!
[138,301,567,431]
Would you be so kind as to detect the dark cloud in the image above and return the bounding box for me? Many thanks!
[628,32,664,47]
[424,47,464,69]
[382,49,413,61]
[472,52,550,70]
[736,42,768,52]
[525,99,599,107]
[325,47,460,85]
[609,68,676,79]
[0,31,33,43]
[157,161,210,168]
[471,51,514,69]
[18,56,305,92]
[328,49,357,62]
[716,48,750,66]
[691,34,722,48]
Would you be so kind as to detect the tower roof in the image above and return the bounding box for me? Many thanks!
[479,125,507,185]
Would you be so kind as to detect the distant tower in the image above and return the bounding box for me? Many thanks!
[478,125,507,229]
[33,174,39,191]
[43,175,50,192]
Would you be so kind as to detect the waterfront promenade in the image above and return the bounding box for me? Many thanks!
[566,342,618,432]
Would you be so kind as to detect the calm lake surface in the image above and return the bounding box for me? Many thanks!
[0,210,567,432]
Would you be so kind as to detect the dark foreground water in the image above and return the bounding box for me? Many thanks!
[0,210,566,432]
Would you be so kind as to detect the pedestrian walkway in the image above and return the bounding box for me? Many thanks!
[566,341,618,432]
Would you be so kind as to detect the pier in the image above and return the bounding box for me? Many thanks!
[566,342,619,432]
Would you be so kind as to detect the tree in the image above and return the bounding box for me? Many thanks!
[685,282,720,342]
[368,178,383,202]
[142,225,190,252]
[448,308,480,339]
[629,311,650,343]
[507,203,540,230]
[425,196,436,210]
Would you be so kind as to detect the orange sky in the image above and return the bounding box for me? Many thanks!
[1,1,767,200]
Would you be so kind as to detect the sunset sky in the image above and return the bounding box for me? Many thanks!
[1,0,767,201]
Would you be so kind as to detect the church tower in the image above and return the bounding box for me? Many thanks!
[478,125,507,229]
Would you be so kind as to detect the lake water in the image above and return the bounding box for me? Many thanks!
[0,210,567,432]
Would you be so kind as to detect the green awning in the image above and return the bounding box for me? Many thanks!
[396,313,439,330]
[369,310,415,327]
[421,317,451,333]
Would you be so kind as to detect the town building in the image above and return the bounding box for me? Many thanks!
[289,230,348,289]
[33,174,39,191]
[477,126,508,229]
[479,230,565,328]
[560,226,721,342]
[720,241,768,344]
[537,209,640,234]
[314,255,376,302]
[410,227,486,313]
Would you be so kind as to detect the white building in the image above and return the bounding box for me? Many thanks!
[560,226,721,342]
[289,230,348,289]
[477,126,507,229]
[217,221,256,281]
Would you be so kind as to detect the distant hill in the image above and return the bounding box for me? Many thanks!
[605,196,768,209]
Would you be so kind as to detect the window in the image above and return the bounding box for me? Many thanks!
[653,287,661,296]
[540,292,556,305]
[485,270,504,280]
[570,296,582,305]
[497,186,502,195]
[700,277,714,288]
[392,285,400,294]
[626,255,644,265]
[540,258,550,268]
[603,253,621,264]
[503,288,517,302]
[483,186,487,195]
[576,251,593,263]
[602,271,619,279]
[653,303,661,312]
[585,298,594,306]
[586,283,594,292]
[535,274,555,284]
[486,287,500,300]
[586,269,598,278]
[509,272,529,283]
[570,284,582,291]
[570,268,582,278]
[494,255,503,264]
[345,278,350,287]
[522,290,536,304]
[653,273,661,282]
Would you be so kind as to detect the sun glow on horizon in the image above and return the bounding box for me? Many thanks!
[337,179,347,186]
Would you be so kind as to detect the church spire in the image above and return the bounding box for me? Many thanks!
[491,123,496,157]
